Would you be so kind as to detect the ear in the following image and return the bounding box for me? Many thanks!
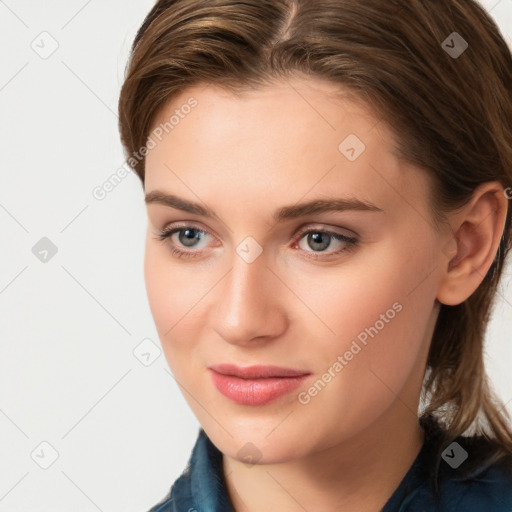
[436,182,508,306]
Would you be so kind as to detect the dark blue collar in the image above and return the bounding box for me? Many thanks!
[150,428,235,512]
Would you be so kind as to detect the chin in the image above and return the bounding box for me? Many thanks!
[204,419,308,465]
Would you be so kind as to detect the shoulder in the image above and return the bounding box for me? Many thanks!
[425,434,512,512]
[444,437,512,511]
[394,416,512,511]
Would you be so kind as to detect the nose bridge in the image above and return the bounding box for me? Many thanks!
[223,246,269,315]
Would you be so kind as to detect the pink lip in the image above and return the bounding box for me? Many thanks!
[208,364,311,405]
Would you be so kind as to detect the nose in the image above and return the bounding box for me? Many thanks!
[212,247,287,346]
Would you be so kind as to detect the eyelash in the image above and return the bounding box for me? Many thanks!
[154,224,358,261]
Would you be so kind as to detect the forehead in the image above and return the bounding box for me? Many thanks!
[148,77,382,151]
[144,77,430,221]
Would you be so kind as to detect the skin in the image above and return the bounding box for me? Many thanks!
[142,75,507,511]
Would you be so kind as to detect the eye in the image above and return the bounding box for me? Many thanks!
[154,224,211,259]
[293,227,358,260]
[153,224,358,260]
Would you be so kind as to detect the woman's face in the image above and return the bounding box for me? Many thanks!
[143,76,449,463]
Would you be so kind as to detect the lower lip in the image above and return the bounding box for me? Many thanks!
[209,370,310,406]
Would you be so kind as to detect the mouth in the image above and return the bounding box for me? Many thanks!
[208,364,311,405]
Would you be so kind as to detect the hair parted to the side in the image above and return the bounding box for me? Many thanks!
[118,0,512,492]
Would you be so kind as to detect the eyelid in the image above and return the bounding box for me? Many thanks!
[157,221,214,238]
[293,223,358,240]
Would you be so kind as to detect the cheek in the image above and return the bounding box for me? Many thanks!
[143,242,215,372]
[290,237,435,348]
[291,264,424,382]
[144,244,172,337]
[313,297,432,444]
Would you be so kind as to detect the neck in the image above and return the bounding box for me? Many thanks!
[222,404,425,512]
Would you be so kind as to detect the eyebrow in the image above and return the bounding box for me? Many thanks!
[144,190,383,222]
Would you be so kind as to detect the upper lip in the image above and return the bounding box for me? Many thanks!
[209,364,311,379]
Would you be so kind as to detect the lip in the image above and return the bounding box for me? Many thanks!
[208,364,311,406]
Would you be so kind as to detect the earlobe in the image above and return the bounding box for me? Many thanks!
[436,183,508,306]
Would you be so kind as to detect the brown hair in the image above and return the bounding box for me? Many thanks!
[118,0,512,491]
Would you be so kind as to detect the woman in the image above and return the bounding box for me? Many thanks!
[118,0,512,510]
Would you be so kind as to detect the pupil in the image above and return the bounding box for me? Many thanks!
[181,229,201,247]
[310,232,329,251]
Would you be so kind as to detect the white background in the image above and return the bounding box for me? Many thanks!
[0,1,511,511]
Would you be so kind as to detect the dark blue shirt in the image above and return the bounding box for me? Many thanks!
[147,426,512,511]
